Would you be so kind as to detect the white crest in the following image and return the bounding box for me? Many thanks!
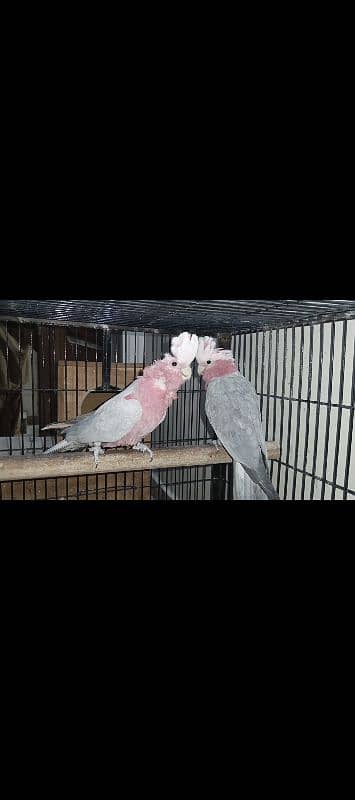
[170,332,198,365]
[196,336,234,363]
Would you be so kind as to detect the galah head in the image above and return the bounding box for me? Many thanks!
[196,336,235,376]
[169,331,199,380]
[144,332,198,391]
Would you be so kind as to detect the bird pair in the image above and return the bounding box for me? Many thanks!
[43,332,280,500]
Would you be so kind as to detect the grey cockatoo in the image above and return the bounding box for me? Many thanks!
[42,332,198,466]
[196,337,280,500]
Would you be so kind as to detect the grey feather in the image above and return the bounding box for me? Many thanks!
[205,373,280,500]
[44,379,142,453]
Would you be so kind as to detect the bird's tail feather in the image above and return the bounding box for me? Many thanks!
[43,439,79,455]
[233,459,280,500]
[242,463,280,500]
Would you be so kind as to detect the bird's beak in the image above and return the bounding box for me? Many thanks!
[181,366,192,380]
[197,364,205,376]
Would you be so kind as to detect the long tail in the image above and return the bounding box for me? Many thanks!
[233,458,280,500]
[43,439,78,455]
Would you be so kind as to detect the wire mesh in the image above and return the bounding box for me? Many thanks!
[1,299,355,333]
[233,318,354,500]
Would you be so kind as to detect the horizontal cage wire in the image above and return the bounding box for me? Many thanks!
[0,300,354,501]
[1,299,355,333]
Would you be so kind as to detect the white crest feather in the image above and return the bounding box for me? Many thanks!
[196,336,234,363]
[170,332,198,364]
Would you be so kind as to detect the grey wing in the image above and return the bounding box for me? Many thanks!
[205,374,267,467]
[66,379,142,444]
[199,388,216,440]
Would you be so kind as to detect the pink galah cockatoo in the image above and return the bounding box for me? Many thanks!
[42,332,198,466]
[196,336,280,500]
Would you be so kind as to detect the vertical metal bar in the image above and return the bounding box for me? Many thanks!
[64,326,68,421]
[197,370,202,446]
[270,328,279,480]
[242,333,246,376]
[95,328,99,395]
[211,334,231,500]
[227,462,234,500]
[85,327,88,392]
[75,326,79,499]
[18,322,25,455]
[343,333,355,499]
[265,331,272,442]
[114,331,118,388]
[237,334,241,370]
[134,330,137,379]
[124,331,128,388]
[310,324,324,500]
[158,335,164,452]
[175,377,180,445]
[194,467,198,500]
[291,326,304,499]
[75,326,79,416]
[30,325,36,454]
[255,330,259,394]
[202,465,206,500]
[260,331,266,418]
[277,329,288,493]
[189,375,195,445]
[283,327,296,500]
[320,322,335,500]
[4,322,12,456]
[301,326,314,500]
[167,469,170,501]
[248,332,253,382]
[52,326,57,436]
[40,323,46,451]
[182,371,187,443]
[331,320,347,499]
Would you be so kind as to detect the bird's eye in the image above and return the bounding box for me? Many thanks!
[172,361,177,366]
[206,360,211,364]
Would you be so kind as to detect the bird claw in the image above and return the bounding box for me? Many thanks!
[212,439,221,451]
[89,443,105,468]
[133,442,154,461]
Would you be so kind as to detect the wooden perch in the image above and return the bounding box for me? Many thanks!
[0,442,280,483]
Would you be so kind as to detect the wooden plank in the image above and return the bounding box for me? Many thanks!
[0,442,280,483]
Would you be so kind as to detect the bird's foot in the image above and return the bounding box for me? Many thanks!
[212,439,221,451]
[133,442,154,461]
[89,442,105,468]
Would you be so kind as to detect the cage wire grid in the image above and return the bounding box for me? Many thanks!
[0,300,354,501]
